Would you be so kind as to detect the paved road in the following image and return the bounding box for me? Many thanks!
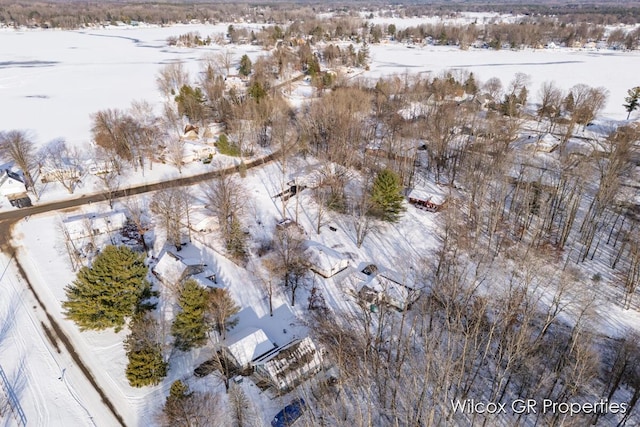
[0,150,279,426]
[0,152,277,224]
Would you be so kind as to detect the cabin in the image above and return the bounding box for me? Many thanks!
[223,328,276,370]
[304,242,349,278]
[407,187,447,212]
[253,337,323,392]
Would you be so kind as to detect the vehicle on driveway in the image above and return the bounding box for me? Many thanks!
[271,398,306,427]
[193,359,217,377]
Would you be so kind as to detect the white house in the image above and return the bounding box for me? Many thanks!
[304,242,349,278]
[152,249,206,286]
[253,337,324,391]
[180,140,216,163]
[223,327,276,370]
[0,169,27,197]
[63,211,127,241]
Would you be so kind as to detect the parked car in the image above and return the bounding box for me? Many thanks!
[193,359,217,377]
[271,398,306,427]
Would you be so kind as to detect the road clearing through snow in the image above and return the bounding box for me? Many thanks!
[0,150,282,426]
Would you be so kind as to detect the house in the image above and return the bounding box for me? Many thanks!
[62,210,127,241]
[407,187,447,212]
[0,169,27,198]
[152,249,206,285]
[254,337,323,392]
[223,328,276,370]
[180,140,216,163]
[304,242,349,278]
[358,275,420,312]
[40,167,80,183]
[532,133,559,153]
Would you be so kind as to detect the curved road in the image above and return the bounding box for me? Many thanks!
[0,151,279,426]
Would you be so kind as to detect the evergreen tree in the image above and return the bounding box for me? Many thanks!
[225,216,247,261]
[248,80,267,102]
[172,279,209,351]
[163,380,192,425]
[63,245,151,331]
[369,169,406,223]
[125,345,167,387]
[563,91,575,114]
[124,312,167,387]
[464,73,478,96]
[174,84,205,123]
[239,54,252,77]
[624,86,640,119]
[216,134,241,157]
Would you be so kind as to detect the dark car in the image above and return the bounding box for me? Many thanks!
[193,359,217,377]
[271,398,306,427]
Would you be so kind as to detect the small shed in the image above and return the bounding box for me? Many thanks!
[304,243,349,278]
[223,328,275,370]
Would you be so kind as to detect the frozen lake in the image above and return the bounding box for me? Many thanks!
[1,24,638,148]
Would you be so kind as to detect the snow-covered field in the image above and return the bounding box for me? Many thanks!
[1,22,638,152]
[1,21,640,427]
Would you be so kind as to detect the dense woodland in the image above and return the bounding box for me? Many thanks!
[2,2,640,426]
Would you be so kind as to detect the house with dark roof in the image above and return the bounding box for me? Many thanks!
[0,169,27,198]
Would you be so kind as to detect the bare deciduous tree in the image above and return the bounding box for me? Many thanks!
[150,188,192,250]
[156,61,189,99]
[40,139,82,193]
[0,129,38,199]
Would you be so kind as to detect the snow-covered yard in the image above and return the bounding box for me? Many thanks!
[2,18,640,427]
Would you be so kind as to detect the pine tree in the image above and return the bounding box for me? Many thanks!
[163,380,192,425]
[370,169,406,223]
[624,86,640,119]
[125,345,167,387]
[172,279,209,351]
[239,54,252,77]
[124,313,167,387]
[174,84,205,123]
[63,245,151,331]
[226,216,247,261]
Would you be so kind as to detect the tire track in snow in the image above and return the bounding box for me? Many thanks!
[3,248,127,427]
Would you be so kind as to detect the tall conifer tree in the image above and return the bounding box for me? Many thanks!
[63,245,150,331]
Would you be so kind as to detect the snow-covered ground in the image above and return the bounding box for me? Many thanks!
[2,20,640,427]
[1,22,638,153]
[0,23,266,149]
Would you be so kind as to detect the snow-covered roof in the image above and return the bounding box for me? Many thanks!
[152,247,205,285]
[0,169,27,197]
[407,186,447,205]
[535,133,559,152]
[304,242,349,278]
[225,327,275,367]
[253,336,323,390]
[63,210,127,241]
